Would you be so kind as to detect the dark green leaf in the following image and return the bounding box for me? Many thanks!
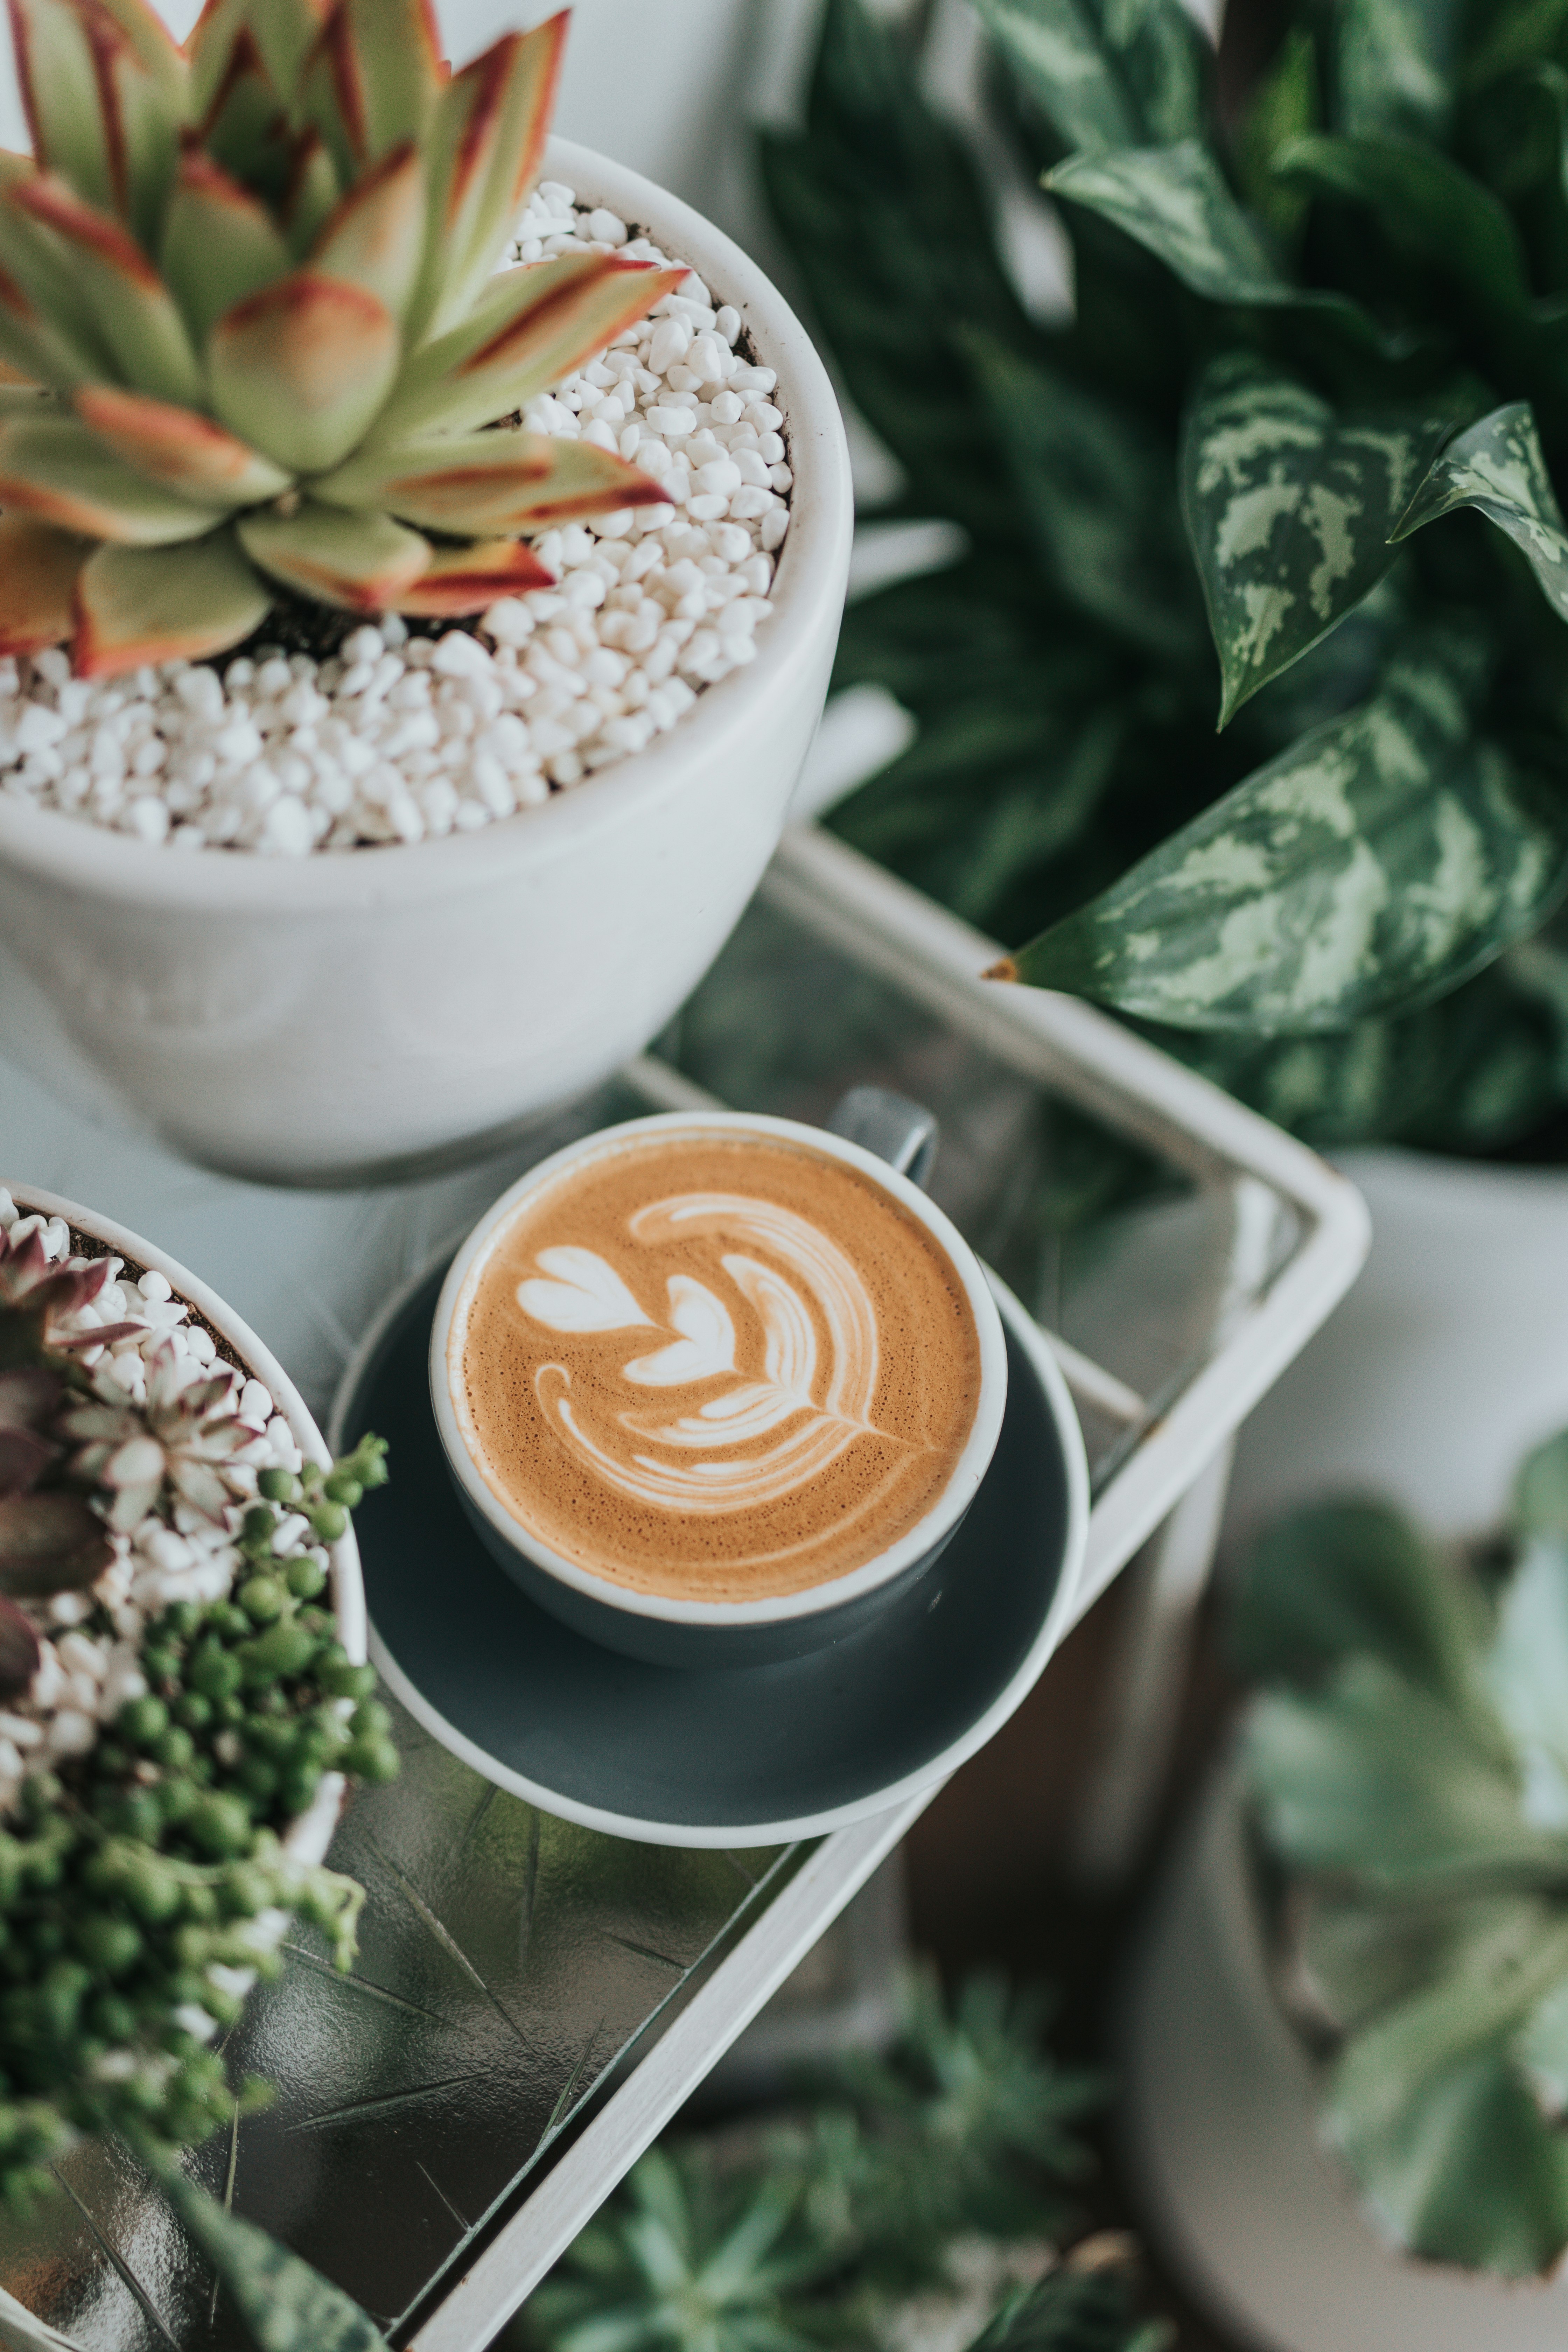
[1007,651,1568,1032]
[963,2266,1172,2351]
[1323,1921,1568,2274]
[1336,0,1462,142]
[154,2158,388,2352]
[1516,1430,1568,1539]
[1274,133,1533,317]
[1097,0,1206,147]
[1295,1891,1534,2036]
[1392,401,1568,626]
[967,330,1201,657]
[1231,1499,1483,1705]
[1233,26,1319,246]
[1181,354,1452,722]
[972,0,1139,154]
[1245,1660,1561,1888]
[1516,1974,1568,2113]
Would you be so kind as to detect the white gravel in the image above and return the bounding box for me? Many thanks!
[0,1188,327,1814]
[0,181,790,855]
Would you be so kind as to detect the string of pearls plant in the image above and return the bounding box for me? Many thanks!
[0,1192,394,2204]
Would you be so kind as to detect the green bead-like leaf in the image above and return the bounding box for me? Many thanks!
[1181,354,1452,724]
[1391,402,1568,628]
[1336,0,1461,142]
[1005,653,1568,1032]
[1273,133,1533,320]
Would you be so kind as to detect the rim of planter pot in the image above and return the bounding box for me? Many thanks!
[5,1182,367,1877]
[0,137,852,912]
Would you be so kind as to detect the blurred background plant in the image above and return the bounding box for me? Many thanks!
[1231,1422,1568,2274]
[763,0,1568,1184]
[515,1966,1171,2352]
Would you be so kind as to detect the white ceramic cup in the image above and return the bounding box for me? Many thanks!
[428,1108,1009,1666]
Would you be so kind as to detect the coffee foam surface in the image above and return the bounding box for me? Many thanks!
[451,1132,983,1601]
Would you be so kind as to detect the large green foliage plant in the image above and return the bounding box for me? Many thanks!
[764,0,1568,1158]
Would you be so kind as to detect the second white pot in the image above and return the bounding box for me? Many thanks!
[0,137,853,1188]
[1226,1146,1568,1547]
[1124,1772,1568,2352]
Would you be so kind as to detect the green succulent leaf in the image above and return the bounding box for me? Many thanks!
[1273,133,1533,319]
[315,427,662,534]
[160,155,293,349]
[374,253,684,443]
[13,174,202,404]
[1391,401,1568,628]
[1231,1499,1483,1708]
[1335,0,1462,142]
[74,532,271,675]
[1004,651,1568,1032]
[413,16,567,341]
[236,499,431,611]
[1181,354,1452,723]
[307,142,426,323]
[151,2153,390,2351]
[1515,1974,1568,2115]
[0,416,227,543]
[0,514,80,657]
[1322,1916,1568,2275]
[1517,1430,1568,1542]
[74,385,291,508]
[970,0,1140,154]
[206,271,399,475]
[1245,1659,1562,1889]
[1484,1539,1568,1818]
[6,0,188,241]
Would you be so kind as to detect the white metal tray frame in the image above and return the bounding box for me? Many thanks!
[408,824,1371,2352]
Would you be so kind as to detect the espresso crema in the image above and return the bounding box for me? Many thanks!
[450,1132,983,1600]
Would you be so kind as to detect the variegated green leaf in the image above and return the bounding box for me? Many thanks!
[1045,139,1385,343]
[1181,354,1452,724]
[1005,655,1568,1031]
[1336,0,1461,142]
[1095,0,1205,145]
[1273,134,1532,318]
[970,0,1139,154]
[1391,403,1568,628]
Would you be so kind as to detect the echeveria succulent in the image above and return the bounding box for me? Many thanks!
[0,0,681,675]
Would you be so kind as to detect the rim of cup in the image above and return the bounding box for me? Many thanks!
[429,1110,1011,1630]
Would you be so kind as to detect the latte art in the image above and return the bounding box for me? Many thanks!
[451,1133,983,1601]
[519,1192,899,1516]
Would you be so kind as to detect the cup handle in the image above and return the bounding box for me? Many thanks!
[827,1087,939,1192]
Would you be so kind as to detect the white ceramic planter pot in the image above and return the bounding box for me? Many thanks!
[0,137,853,1186]
[4,1182,368,1877]
[1226,1147,1568,1547]
[1123,1771,1568,2352]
